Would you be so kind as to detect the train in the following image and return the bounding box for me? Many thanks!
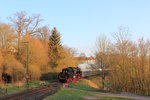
[58,63,101,83]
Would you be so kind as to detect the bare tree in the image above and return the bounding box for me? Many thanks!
[111,26,132,91]
[37,25,50,42]
[95,35,111,68]
[9,11,42,56]
[112,26,131,55]
[138,38,150,74]
[95,35,111,90]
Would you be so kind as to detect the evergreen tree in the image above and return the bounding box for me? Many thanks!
[48,27,62,68]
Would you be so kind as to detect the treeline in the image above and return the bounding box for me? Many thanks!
[95,26,150,95]
[0,11,79,82]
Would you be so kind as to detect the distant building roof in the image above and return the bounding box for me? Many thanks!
[72,56,95,60]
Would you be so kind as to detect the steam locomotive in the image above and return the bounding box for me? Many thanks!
[58,67,82,83]
[58,63,101,83]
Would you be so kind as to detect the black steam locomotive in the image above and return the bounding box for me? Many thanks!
[58,63,111,83]
[58,67,82,83]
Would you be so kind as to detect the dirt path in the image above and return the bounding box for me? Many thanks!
[66,88,150,100]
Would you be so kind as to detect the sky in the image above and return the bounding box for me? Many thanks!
[0,0,150,56]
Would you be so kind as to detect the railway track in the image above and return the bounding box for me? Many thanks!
[0,75,100,100]
[0,83,62,100]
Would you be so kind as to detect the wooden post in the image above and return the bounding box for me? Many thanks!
[23,42,30,87]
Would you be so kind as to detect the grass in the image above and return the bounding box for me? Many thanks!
[0,80,53,96]
[69,76,112,91]
[69,82,99,90]
[44,88,93,100]
[69,78,102,91]
[99,97,135,100]
[44,88,135,100]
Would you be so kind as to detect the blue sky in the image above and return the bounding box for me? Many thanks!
[0,0,150,56]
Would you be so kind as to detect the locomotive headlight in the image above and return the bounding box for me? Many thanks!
[73,76,76,78]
